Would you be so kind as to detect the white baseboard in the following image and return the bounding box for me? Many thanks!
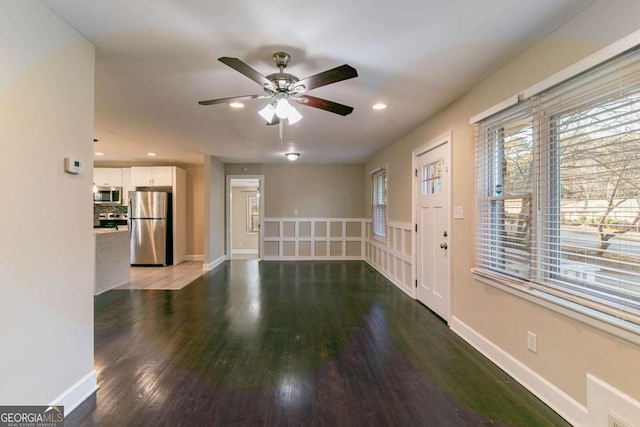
[587,374,640,427]
[51,370,98,416]
[202,255,226,271]
[364,259,414,298]
[185,254,203,261]
[450,316,589,426]
[231,249,258,255]
[261,256,363,261]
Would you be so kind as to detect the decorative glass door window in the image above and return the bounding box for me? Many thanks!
[422,160,443,195]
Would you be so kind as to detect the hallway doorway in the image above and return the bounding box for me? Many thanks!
[226,175,264,260]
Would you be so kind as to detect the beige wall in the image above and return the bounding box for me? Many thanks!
[0,2,95,405]
[225,164,365,218]
[365,0,640,413]
[231,186,259,251]
[184,163,204,256]
[204,156,225,265]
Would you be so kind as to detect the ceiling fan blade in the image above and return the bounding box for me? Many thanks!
[294,64,358,92]
[218,57,273,87]
[198,94,270,106]
[295,95,354,116]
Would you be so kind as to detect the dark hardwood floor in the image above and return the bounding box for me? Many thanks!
[66,261,569,426]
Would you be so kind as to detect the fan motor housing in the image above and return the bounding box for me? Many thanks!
[266,72,299,91]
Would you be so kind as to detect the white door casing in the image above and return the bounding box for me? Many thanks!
[226,175,265,260]
[414,132,451,322]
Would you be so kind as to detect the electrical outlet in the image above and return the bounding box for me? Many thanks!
[527,331,537,353]
[608,413,632,427]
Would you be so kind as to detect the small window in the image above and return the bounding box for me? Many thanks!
[422,160,443,195]
[247,194,259,234]
[372,168,387,239]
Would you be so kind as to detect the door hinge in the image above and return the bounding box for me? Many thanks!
[415,279,418,288]
[415,169,418,177]
[415,223,418,232]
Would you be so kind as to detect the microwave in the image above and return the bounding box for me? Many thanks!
[93,186,122,205]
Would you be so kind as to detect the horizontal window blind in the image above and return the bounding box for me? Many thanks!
[536,46,640,321]
[475,45,640,325]
[475,103,533,280]
[372,169,387,238]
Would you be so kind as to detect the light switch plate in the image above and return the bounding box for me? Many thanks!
[453,206,464,219]
[527,331,537,353]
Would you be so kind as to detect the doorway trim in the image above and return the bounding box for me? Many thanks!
[226,174,265,260]
[411,131,453,316]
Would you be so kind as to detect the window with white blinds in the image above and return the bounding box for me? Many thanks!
[372,168,387,238]
[476,46,640,325]
[476,103,533,280]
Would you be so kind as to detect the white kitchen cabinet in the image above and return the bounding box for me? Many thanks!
[93,168,123,187]
[122,168,132,205]
[131,166,173,187]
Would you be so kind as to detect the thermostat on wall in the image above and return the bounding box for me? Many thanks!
[64,157,84,174]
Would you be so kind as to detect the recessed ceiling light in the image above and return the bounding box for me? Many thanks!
[229,102,245,109]
[147,152,157,157]
[372,103,387,110]
[285,152,300,161]
[94,152,104,156]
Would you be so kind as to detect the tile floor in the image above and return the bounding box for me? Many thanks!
[116,261,205,291]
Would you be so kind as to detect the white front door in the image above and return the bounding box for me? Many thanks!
[415,137,451,321]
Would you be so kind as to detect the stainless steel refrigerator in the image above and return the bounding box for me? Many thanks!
[129,191,171,266]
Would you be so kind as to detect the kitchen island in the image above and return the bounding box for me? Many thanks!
[94,228,130,294]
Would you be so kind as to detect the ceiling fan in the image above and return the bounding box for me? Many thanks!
[198,52,358,125]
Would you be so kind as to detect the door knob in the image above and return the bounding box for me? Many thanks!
[440,243,448,249]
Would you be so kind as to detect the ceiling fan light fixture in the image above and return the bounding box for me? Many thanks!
[287,106,303,125]
[258,103,276,123]
[275,96,292,118]
[285,152,300,161]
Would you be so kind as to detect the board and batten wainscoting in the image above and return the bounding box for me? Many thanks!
[262,218,414,295]
[262,218,367,260]
[364,220,414,296]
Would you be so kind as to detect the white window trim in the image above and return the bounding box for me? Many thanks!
[469,95,520,125]
[470,30,640,344]
[371,165,388,241]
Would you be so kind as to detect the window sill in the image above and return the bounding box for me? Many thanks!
[471,268,640,346]
[371,234,387,243]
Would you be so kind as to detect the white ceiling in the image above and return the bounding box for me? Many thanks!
[41,0,594,165]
